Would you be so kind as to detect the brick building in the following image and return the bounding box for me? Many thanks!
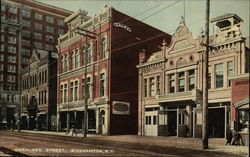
[0,0,72,128]
[137,14,249,138]
[20,49,57,131]
[57,7,171,135]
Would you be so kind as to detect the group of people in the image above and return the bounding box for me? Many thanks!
[226,129,244,146]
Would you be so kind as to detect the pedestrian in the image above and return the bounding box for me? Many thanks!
[232,130,240,146]
[226,129,233,145]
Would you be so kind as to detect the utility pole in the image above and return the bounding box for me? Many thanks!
[202,0,210,149]
[76,27,96,138]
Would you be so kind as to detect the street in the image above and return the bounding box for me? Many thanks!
[0,130,247,157]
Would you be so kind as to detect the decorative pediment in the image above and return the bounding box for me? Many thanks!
[147,51,163,63]
[170,39,195,53]
[30,49,40,63]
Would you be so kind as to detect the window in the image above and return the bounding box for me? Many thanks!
[22,9,31,18]
[82,77,90,99]
[74,81,78,101]
[35,23,43,30]
[46,16,54,23]
[21,48,30,56]
[0,54,3,61]
[58,29,64,35]
[60,85,63,103]
[22,39,30,46]
[21,58,29,64]
[227,61,234,87]
[1,14,5,21]
[8,37,16,44]
[71,52,75,70]
[0,44,4,52]
[8,28,16,34]
[22,20,31,27]
[9,16,17,23]
[75,50,80,68]
[101,37,107,58]
[85,44,92,64]
[149,77,155,96]
[169,74,175,93]
[0,64,3,71]
[63,55,68,72]
[178,113,185,124]
[0,74,3,81]
[45,35,54,42]
[144,79,147,97]
[22,30,31,37]
[34,42,42,49]
[45,44,54,51]
[208,72,211,89]
[63,84,68,103]
[1,3,5,11]
[46,26,54,33]
[35,13,43,20]
[7,75,15,82]
[188,70,195,90]
[215,63,223,88]
[178,72,185,92]
[70,82,73,101]
[100,74,105,97]
[7,56,16,63]
[9,6,18,14]
[146,116,151,125]
[8,46,16,53]
[7,65,16,73]
[34,32,42,40]
[57,19,64,26]
[0,35,4,42]
[153,115,157,125]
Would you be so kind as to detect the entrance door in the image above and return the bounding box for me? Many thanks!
[177,109,187,137]
[168,111,177,136]
[144,111,158,136]
[208,108,225,138]
[100,110,105,134]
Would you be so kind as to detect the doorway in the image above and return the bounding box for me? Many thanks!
[208,108,225,138]
[168,111,177,136]
[100,110,105,134]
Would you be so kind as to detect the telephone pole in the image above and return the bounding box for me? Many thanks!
[202,0,210,149]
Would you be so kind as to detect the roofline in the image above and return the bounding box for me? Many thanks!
[211,13,244,23]
[32,0,73,14]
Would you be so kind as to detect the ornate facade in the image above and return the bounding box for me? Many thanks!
[21,50,57,130]
[137,14,249,138]
[57,7,171,135]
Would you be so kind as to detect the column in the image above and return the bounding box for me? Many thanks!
[95,108,99,134]
[56,111,60,132]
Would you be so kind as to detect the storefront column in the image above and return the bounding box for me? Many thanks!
[56,111,60,132]
[186,104,192,137]
[95,108,100,134]
[66,111,70,133]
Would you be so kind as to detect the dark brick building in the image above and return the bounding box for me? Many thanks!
[57,6,171,135]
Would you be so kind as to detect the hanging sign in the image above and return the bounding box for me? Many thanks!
[113,22,132,32]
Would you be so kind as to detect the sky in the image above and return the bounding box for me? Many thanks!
[37,0,249,38]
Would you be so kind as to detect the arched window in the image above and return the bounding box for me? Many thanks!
[64,55,68,72]
[101,37,107,58]
[75,49,80,68]
[71,51,75,69]
[86,43,92,64]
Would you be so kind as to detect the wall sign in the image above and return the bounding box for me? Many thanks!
[112,101,130,115]
[113,22,132,32]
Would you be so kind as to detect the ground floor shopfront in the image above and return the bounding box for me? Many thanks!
[57,98,109,135]
[143,100,231,139]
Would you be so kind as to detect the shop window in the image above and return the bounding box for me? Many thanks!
[238,109,249,131]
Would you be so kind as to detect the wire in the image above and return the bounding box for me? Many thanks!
[141,0,182,22]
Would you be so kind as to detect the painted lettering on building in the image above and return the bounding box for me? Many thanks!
[113,22,131,32]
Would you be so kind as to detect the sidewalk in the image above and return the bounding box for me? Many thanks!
[20,130,249,157]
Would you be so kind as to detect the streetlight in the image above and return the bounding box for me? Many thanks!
[76,27,96,138]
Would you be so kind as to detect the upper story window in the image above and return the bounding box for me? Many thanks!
[82,77,90,99]
[101,37,107,59]
[0,44,4,52]
[35,23,43,30]
[7,65,16,73]
[58,29,64,35]
[178,72,185,92]
[8,46,16,53]
[9,16,18,23]
[188,70,195,90]
[8,28,16,35]
[1,14,6,21]
[62,83,68,103]
[74,81,79,101]
[34,42,42,49]
[169,74,175,93]
[34,32,42,40]
[1,3,5,11]
[227,61,234,87]
[63,55,68,72]
[57,19,65,26]
[9,6,18,14]
[7,75,15,82]
[22,20,31,27]
[0,64,3,71]
[215,63,224,88]
[8,37,16,44]
[100,73,105,97]
[35,13,43,20]
[46,26,54,33]
[21,48,30,56]
[22,39,30,46]
[0,54,4,61]
[22,30,31,37]
[0,74,3,81]
[86,44,92,64]
[156,76,161,95]
[149,77,155,97]
[7,56,16,63]
[46,16,54,23]
[75,50,80,68]
[1,35,4,42]
[22,9,31,18]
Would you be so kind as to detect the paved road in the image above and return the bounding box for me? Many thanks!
[0,131,245,157]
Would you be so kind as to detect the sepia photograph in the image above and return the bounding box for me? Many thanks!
[0,0,249,156]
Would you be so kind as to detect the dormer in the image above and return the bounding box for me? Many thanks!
[211,13,243,39]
